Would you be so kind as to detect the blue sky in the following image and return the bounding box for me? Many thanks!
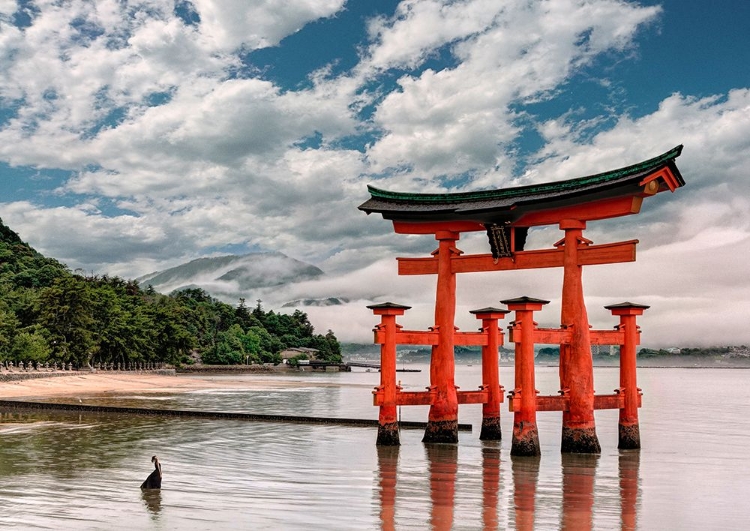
[0,0,749,345]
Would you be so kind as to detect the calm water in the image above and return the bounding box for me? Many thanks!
[1,365,749,530]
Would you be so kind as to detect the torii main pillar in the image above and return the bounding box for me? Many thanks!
[423,230,461,443]
[559,220,600,453]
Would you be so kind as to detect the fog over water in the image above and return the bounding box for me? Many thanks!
[1,365,749,530]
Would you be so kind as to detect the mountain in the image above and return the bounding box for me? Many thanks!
[282,297,349,308]
[138,252,324,300]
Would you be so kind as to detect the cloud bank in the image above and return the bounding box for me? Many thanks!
[0,0,748,346]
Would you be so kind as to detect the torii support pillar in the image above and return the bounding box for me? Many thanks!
[368,302,411,446]
[605,302,649,450]
[470,307,510,440]
[503,296,549,457]
[559,220,601,454]
[424,230,461,444]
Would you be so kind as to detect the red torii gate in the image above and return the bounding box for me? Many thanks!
[359,146,684,453]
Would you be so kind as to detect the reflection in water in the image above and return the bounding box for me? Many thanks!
[0,368,656,530]
[141,489,162,518]
[511,455,540,531]
[561,453,599,531]
[619,451,640,531]
[374,443,640,531]
[426,444,457,531]
[481,443,501,530]
[376,446,398,531]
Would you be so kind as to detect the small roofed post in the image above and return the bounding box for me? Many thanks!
[470,307,510,441]
[502,296,549,457]
[369,302,411,446]
[605,302,649,450]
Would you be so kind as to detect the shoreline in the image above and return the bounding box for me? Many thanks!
[0,371,321,400]
[3,361,749,401]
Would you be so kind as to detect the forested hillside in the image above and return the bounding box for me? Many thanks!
[0,219,340,368]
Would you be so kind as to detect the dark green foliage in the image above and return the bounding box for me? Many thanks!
[37,275,95,366]
[0,218,342,366]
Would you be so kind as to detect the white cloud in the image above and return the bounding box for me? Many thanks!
[0,1,749,347]
[363,0,660,179]
[192,0,345,52]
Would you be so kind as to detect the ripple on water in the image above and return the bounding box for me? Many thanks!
[2,366,750,529]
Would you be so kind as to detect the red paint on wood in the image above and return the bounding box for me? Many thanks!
[608,304,647,448]
[369,304,409,445]
[473,310,508,434]
[593,394,625,410]
[393,220,485,234]
[426,233,460,433]
[397,240,637,275]
[397,390,434,406]
[506,299,545,454]
[384,330,440,345]
[515,196,642,227]
[531,327,572,345]
[559,222,600,451]
[454,331,489,346]
[588,329,627,345]
[640,166,679,193]
[457,390,490,405]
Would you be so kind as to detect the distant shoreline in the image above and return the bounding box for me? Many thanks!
[0,371,326,400]
[2,361,749,401]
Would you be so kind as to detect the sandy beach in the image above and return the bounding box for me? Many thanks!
[0,372,313,400]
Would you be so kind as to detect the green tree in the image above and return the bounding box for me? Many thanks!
[203,324,245,364]
[0,307,19,357]
[37,276,94,366]
[10,330,51,362]
[240,327,262,363]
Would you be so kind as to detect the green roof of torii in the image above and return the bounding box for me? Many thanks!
[359,145,684,225]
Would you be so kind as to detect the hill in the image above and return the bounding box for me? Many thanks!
[0,218,340,368]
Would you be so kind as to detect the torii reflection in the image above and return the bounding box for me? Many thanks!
[426,444,458,531]
[481,444,502,530]
[560,454,599,530]
[619,451,640,531]
[511,455,540,531]
[377,446,399,531]
[375,446,640,530]
[375,444,461,531]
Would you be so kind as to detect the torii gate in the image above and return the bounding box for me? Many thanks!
[359,146,684,454]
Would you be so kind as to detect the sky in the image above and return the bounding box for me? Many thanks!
[0,0,749,346]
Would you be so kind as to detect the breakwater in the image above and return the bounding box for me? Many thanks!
[0,399,473,431]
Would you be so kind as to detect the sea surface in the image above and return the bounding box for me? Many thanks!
[1,365,749,530]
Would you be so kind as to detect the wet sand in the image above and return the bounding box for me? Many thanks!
[0,372,312,399]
